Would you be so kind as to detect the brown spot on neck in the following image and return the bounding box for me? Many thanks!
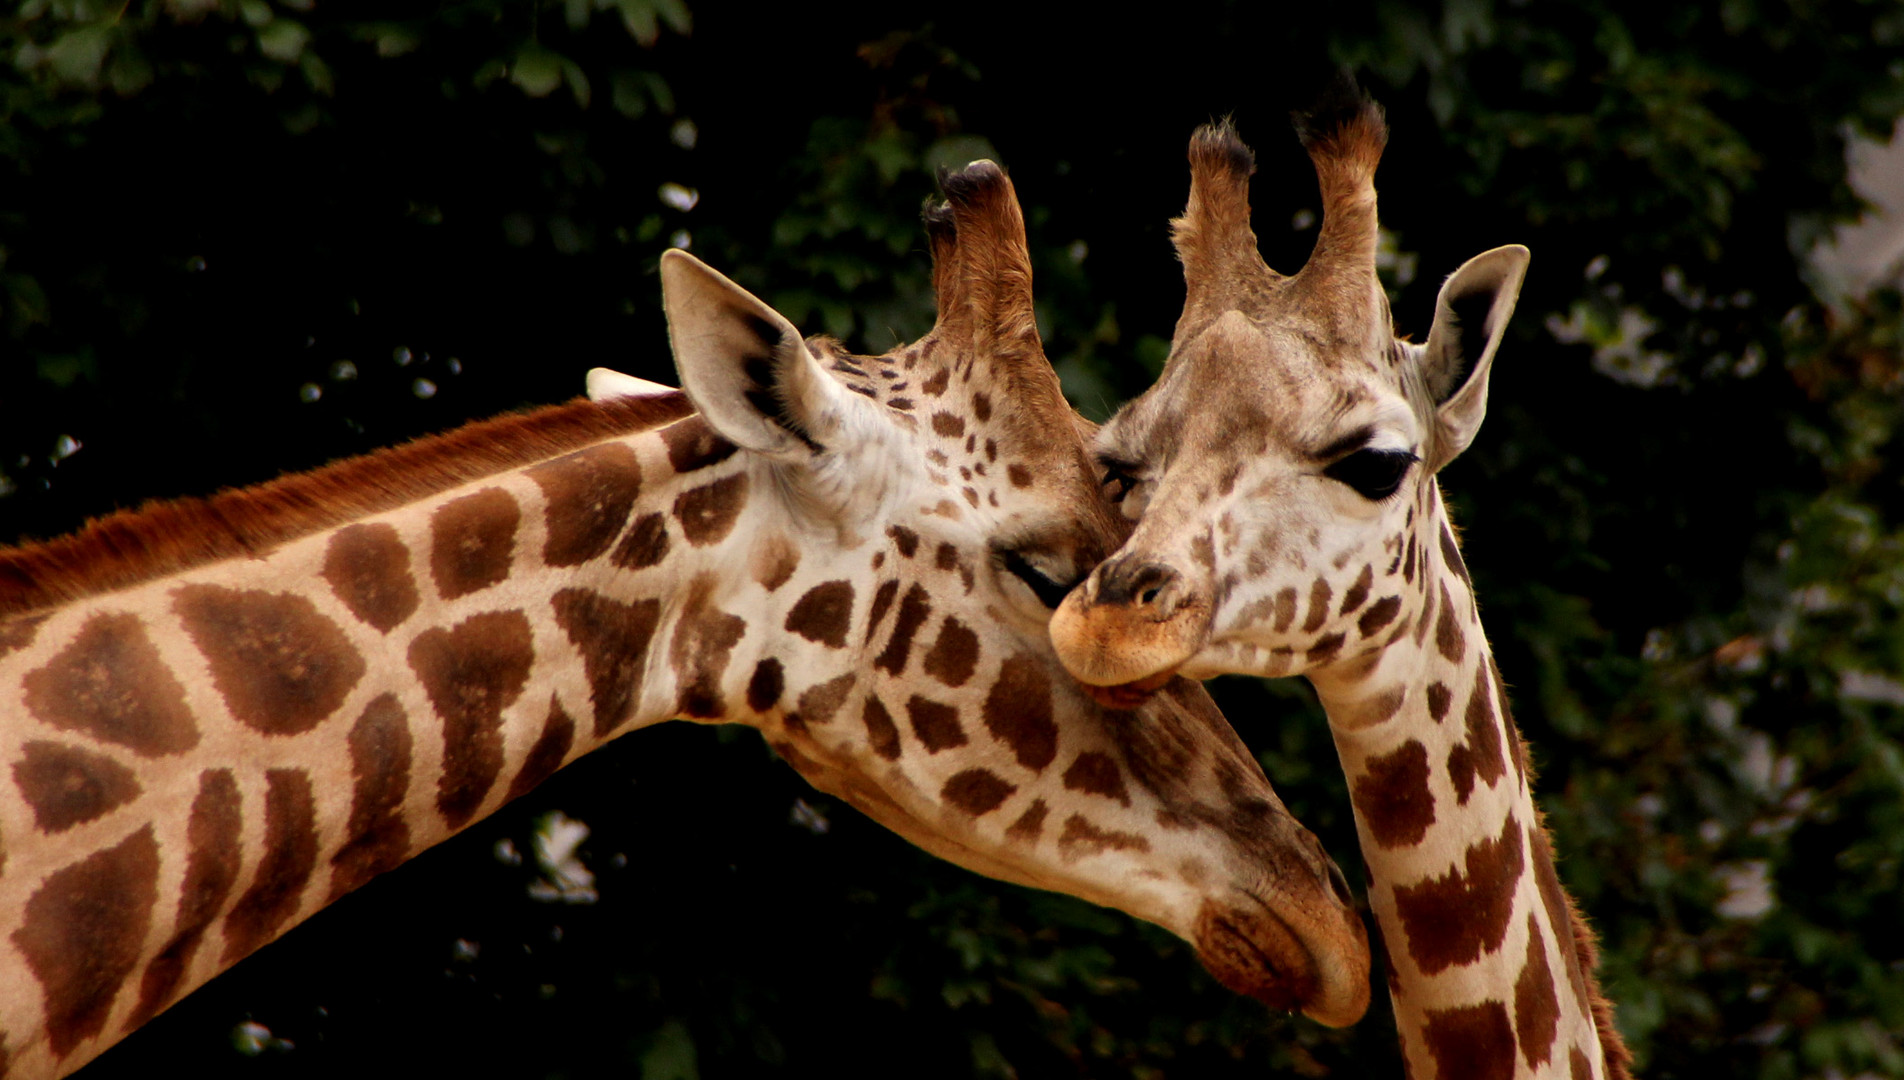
[16,825,162,1057]
[1447,662,1507,804]
[1358,594,1402,638]
[174,584,366,737]
[22,611,199,758]
[1005,798,1049,843]
[1057,814,1151,860]
[328,694,415,901]
[1351,739,1434,848]
[861,696,901,760]
[221,769,319,963]
[1420,1000,1515,1080]
[1392,813,1525,976]
[13,741,142,834]
[673,473,748,547]
[667,576,747,718]
[612,513,672,570]
[131,769,241,1028]
[1434,579,1465,664]
[905,695,967,752]
[507,695,578,803]
[322,523,420,633]
[551,588,662,736]
[1062,751,1132,807]
[746,658,785,714]
[981,654,1057,772]
[660,414,738,473]
[528,441,644,567]
[942,768,1015,816]
[1514,914,1561,1070]
[784,580,855,649]
[793,673,856,729]
[409,609,536,828]
[429,487,520,600]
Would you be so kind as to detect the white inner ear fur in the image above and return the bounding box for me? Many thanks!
[585,367,678,402]
[660,249,855,458]
[1421,244,1530,471]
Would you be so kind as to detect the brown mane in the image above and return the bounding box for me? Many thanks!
[0,392,696,619]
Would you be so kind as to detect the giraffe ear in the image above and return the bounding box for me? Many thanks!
[661,249,847,458]
[1418,244,1529,471]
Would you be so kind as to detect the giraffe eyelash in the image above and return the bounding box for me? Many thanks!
[997,549,1075,609]
[1323,448,1418,502]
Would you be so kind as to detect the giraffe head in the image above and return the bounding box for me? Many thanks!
[1050,88,1529,692]
[636,162,1370,1025]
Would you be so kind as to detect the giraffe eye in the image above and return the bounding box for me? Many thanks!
[998,549,1075,609]
[1101,466,1138,503]
[1324,448,1418,501]
[1097,456,1142,504]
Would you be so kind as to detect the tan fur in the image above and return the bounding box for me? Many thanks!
[0,394,694,618]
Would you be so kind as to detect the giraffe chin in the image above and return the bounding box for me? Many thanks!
[1192,898,1369,1029]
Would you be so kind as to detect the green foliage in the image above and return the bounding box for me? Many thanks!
[4,3,1903,1078]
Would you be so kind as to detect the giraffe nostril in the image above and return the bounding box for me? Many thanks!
[1097,557,1181,609]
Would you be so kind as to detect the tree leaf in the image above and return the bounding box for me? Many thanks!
[258,19,311,64]
[44,25,114,88]
[511,47,564,99]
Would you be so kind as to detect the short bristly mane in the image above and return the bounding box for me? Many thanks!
[0,392,696,619]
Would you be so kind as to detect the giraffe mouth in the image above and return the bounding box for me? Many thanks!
[1082,667,1179,709]
[1192,897,1369,1028]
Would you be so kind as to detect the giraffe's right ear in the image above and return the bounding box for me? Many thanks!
[1418,244,1529,471]
[661,249,848,457]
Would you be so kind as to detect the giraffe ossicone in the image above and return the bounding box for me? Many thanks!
[0,161,1368,1078]
[1049,85,1633,1080]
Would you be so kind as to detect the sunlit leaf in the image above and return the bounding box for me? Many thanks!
[510,47,563,98]
[44,25,113,87]
[257,19,310,64]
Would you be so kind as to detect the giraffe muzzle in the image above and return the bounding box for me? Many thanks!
[1049,556,1211,690]
[1192,896,1370,1028]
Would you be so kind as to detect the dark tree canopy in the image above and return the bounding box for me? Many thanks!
[3,2,1902,1077]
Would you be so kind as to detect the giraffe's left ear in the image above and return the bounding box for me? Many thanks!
[1417,244,1529,471]
[661,249,849,458]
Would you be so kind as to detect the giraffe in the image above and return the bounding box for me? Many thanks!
[1046,90,1635,1080]
[0,161,1371,1079]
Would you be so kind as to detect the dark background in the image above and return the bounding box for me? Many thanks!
[4,2,1903,1076]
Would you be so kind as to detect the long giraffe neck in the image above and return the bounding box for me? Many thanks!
[1310,488,1626,1080]
[0,396,842,1075]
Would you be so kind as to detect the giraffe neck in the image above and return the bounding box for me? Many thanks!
[0,402,835,1075]
[1309,492,1610,1080]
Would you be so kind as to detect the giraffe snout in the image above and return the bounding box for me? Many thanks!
[1049,555,1211,689]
